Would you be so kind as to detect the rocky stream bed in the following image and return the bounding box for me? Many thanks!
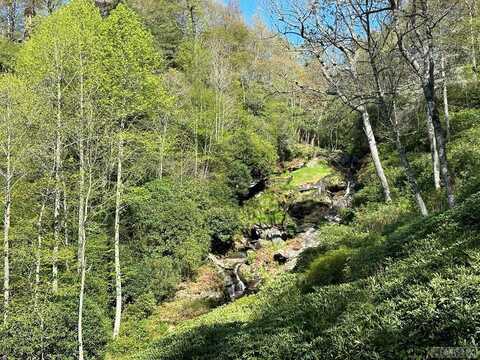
[208,156,355,301]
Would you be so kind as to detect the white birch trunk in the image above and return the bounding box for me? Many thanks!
[52,131,61,293]
[3,134,11,324]
[78,223,86,360]
[34,201,46,310]
[426,115,441,190]
[78,162,92,360]
[112,128,123,339]
[77,124,86,360]
[52,45,63,293]
[360,107,392,202]
[441,55,450,141]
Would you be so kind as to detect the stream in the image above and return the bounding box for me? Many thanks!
[209,155,356,301]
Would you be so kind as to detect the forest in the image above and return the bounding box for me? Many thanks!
[0,0,479,359]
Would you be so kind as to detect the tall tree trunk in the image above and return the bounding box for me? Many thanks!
[52,137,61,293]
[392,104,429,216]
[77,89,86,359]
[35,199,47,360]
[441,54,451,141]
[112,126,123,339]
[424,50,455,207]
[78,222,86,360]
[34,201,46,310]
[34,202,46,360]
[77,173,84,270]
[467,0,478,80]
[360,107,392,202]
[52,72,63,293]
[392,0,454,207]
[426,114,441,189]
[3,136,11,324]
[317,61,392,203]
[77,55,85,269]
[77,141,89,360]
[365,37,426,212]
[194,116,198,177]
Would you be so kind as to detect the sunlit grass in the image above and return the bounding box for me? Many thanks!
[287,161,332,187]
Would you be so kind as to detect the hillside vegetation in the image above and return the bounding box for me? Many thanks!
[0,0,479,359]
[116,109,480,360]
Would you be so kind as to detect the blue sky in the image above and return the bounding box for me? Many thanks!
[221,0,264,25]
[224,0,300,43]
[237,0,259,24]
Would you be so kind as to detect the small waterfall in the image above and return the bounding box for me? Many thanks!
[209,254,247,301]
[226,263,246,300]
[232,263,246,298]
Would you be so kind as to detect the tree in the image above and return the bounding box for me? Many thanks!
[330,0,429,215]
[99,3,167,339]
[271,0,393,202]
[392,0,456,207]
[0,75,37,323]
[17,2,105,358]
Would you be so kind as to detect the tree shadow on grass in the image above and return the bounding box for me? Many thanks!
[140,193,480,360]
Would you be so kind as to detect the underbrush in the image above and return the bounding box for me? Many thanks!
[134,191,480,360]
[121,106,480,360]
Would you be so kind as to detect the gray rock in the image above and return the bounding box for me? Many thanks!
[273,228,320,269]
[251,224,287,241]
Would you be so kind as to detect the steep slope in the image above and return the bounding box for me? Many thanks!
[107,155,345,359]
[126,111,480,360]
[134,191,480,360]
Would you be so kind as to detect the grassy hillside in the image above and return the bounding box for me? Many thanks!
[120,109,480,360]
[134,195,480,360]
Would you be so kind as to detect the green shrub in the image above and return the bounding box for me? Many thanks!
[125,179,211,273]
[127,292,157,320]
[225,160,252,197]
[303,247,354,288]
[124,254,182,303]
[354,198,413,233]
[289,143,318,160]
[240,191,285,227]
[0,291,110,360]
[450,109,480,134]
[295,221,384,274]
[227,128,277,180]
[123,177,239,305]
[207,205,240,248]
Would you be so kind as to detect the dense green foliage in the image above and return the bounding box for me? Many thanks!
[0,1,307,358]
[120,89,480,359]
[0,0,479,359]
[134,182,480,360]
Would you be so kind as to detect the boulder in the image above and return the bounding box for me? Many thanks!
[273,252,288,264]
[273,228,320,270]
[251,224,287,241]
